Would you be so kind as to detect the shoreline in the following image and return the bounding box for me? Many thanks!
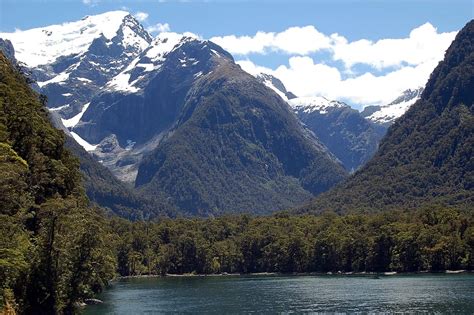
[116,269,472,280]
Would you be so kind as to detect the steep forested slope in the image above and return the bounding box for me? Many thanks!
[65,137,175,220]
[135,52,347,216]
[303,20,474,213]
[0,52,114,313]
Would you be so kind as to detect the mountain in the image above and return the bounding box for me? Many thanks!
[0,11,152,120]
[69,33,207,182]
[2,12,347,216]
[289,96,385,171]
[127,40,348,216]
[248,72,386,171]
[256,73,297,100]
[362,87,424,126]
[53,24,348,216]
[1,22,168,220]
[302,20,474,213]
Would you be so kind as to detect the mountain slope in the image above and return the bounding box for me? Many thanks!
[289,96,385,171]
[0,51,113,313]
[133,41,348,216]
[248,72,385,171]
[64,136,174,219]
[73,34,222,182]
[303,20,474,213]
[361,87,424,126]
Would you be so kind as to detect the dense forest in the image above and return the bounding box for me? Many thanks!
[0,53,114,314]
[109,207,474,276]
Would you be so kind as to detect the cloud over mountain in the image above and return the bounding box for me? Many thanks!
[215,23,456,107]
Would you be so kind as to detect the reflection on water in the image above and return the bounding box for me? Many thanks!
[83,274,474,314]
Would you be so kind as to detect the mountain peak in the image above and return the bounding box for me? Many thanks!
[289,96,348,114]
[256,72,297,100]
[105,34,231,94]
[362,87,424,125]
[0,10,139,67]
[388,87,424,106]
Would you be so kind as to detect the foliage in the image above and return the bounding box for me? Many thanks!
[64,137,175,220]
[0,52,114,314]
[109,207,474,276]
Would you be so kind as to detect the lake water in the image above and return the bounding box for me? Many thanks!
[83,274,474,314]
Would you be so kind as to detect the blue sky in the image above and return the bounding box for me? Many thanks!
[1,0,472,107]
[1,0,471,38]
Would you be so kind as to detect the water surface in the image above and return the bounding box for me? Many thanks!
[83,274,474,314]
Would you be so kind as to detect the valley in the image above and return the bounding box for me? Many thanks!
[0,4,472,314]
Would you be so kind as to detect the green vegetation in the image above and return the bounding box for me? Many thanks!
[0,53,114,313]
[136,60,347,216]
[65,137,175,220]
[109,207,474,276]
[304,20,474,214]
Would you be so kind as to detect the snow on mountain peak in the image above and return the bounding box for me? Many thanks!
[0,11,132,67]
[106,32,201,93]
[145,32,199,62]
[256,73,289,101]
[289,96,348,114]
[365,87,423,125]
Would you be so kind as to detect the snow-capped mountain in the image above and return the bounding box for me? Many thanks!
[55,25,345,215]
[0,11,148,67]
[104,32,199,94]
[289,96,348,114]
[0,11,350,215]
[362,87,424,125]
[246,70,385,171]
[0,11,152,119]
[288,96,384,171]
[71,35,234,182]
[255,73,296,101]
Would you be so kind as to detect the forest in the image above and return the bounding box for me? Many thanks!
[109,207,474,276]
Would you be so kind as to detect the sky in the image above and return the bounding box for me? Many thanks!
[1,0,473,108]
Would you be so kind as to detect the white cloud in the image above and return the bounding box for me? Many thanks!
[272,26,333,55]
[82,0,99,6]
[238,57,437,107]
[211,25,331,55]
[231,22,456,107]
[147,23,171,34]
[237,60,273,76]
[134,12,149,22]
[214,23,455,71]
[332,23,457,69]
[210,32,274,55]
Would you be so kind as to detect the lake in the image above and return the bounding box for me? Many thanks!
[83,274,474,314]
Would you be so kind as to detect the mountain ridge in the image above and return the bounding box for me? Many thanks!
[301,19,474,213]
[133,48,348,215]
